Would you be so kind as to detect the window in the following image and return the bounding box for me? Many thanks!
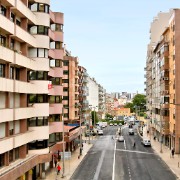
[29,25,49,35]
[0,35,6,47]
[50,41,63,49]
[51,78,61,85]
[10,39,15,50]
[9,121,14,135]
[28,117,48,127]
[0,5,6,16]
[28,71,48,80]
[62,79,69,83]
[15,148,19,160]
[0,64,5,77]
[49,96,62,103]
[10,13,15,22]
[63,70,69,75]
[63,61,69,66]
[51,24,63,32]
[9,150,14,162]
[29,3,49,13]
[28,94,48,103]
[50,59,62,67]
[49,115,60,122]
[0,123,5,139]
[15,68,20,80]
[63,96,69,100]
[63,87,68,92]
[28,140,48,150]
[29,48,48,58]
[0,153,5,167]
[10,67,14,79]
[16,19,21,26]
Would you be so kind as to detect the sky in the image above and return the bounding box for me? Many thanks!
[50,0,180,93]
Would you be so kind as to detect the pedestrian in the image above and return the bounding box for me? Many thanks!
[171,148,175,158]
[54,158,57,168]
[56,163,61,175]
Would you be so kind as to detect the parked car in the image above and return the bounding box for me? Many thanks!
[141,139,151,146]
[118,136,124,142]
[114,123,117,126]
[98,129,103,135]
[110,123,113,126]
[129,128,134,135]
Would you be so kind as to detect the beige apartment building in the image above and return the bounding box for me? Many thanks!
[0,0,83,179]
[146,9,180,153]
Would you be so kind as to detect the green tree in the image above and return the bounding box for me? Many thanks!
[91,111,98,125]
[105,113,113,120]
[124,102,134,113]
[132,94,146,113]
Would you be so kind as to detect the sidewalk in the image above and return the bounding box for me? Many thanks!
[42,138,93,180]
[141,126,180,180]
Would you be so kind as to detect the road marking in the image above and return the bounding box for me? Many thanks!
[116,149,155,155]
[112,140,117,180]
[124,140,126,150]
[93,150,105,180]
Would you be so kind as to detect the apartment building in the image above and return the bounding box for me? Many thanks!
[78,66,89,125]
[63,51,83,151]
[145,9,180,153]
[0,1,83,179]
[0,0,52,179]
[98,84,106,119]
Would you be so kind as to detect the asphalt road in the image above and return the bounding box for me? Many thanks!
[70,125,176,180]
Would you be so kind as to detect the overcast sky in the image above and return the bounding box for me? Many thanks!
[50,0,180,93]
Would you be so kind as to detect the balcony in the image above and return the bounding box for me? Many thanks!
[12,0,36,24]
[49,103,63,114]
[0,14,14,34]
[0,45,14,63]
[49,85,63,96]
[34,35,50,49]
[50,11,64,24]
[49,49,64,59]
[49,29,63,42]
[35,12,50,27]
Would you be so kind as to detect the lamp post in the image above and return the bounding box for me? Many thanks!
[61,107,65,178]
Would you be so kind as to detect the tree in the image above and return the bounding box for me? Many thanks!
[132,94,146,113]
[124,103,134,113]
[105,113,113,120]
[91,111,98,125]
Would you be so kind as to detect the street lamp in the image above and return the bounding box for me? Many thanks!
[61,103,82,178]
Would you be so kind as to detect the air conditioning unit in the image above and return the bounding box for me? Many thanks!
[163,77,169,80]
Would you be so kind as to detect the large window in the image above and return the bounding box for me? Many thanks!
[28,140,48,150]
[29,25,49,35]
[0,64,5,77]
[50,59,62,67]
[28,71,48,80]
[15,148,19,160]
[28,94,48,103]
[49,133,62,144]
[9,150,14,162]
[0,5,6,16]
[51,24,63,32]
[29,48,48,58]
[49,96,62,104]
[0,35,6,47]
[0,153,5,167]
[50,41,63,49]
[50,77,61,85]
[49,114,60,122]
[29,3,49,13]
[63,60,69,66]
[63,70,69,75]
[28,117,48,127]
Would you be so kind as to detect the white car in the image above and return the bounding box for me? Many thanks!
[98,130,103,135]
[141,139,151,146]
[118,136,124,142]
[114,123,117,126]
[109,123,113,126]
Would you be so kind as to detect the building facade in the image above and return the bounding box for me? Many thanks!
[145,9,180,153]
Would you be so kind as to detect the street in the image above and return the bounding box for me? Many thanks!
[70,125,176,180]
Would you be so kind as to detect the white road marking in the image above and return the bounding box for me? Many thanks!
[124,140,126,150]
[93,150,105,180]
[112,140,117,180]
[116,149,155,155]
